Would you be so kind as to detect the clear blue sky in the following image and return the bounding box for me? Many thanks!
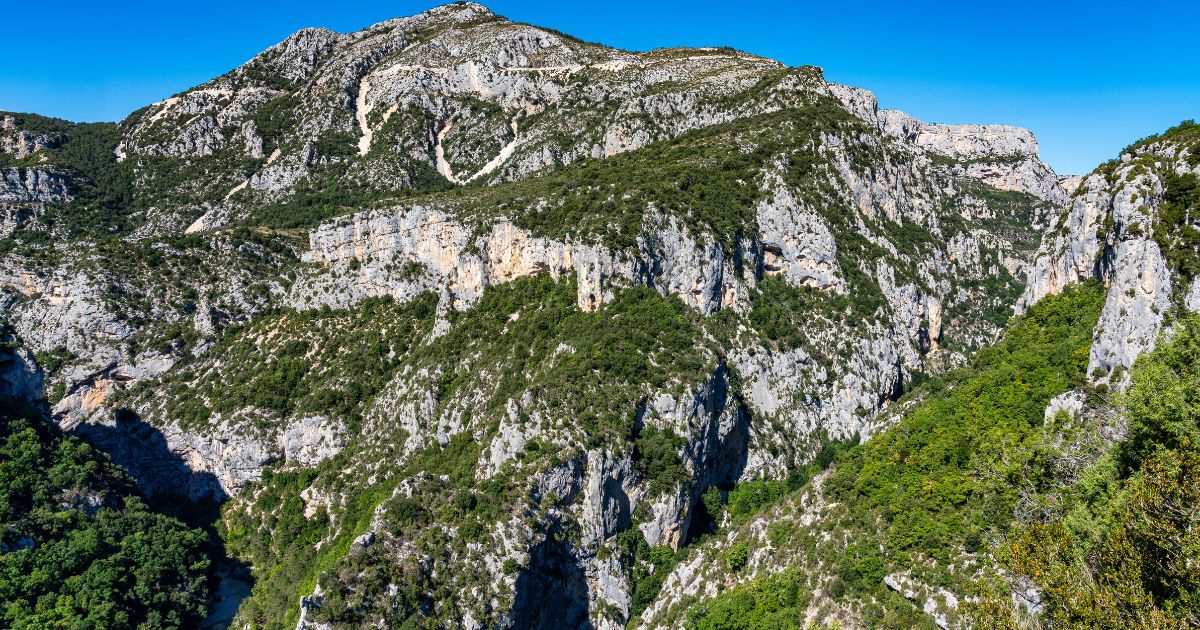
[2,1,1196,174]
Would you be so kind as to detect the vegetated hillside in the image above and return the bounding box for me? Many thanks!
[654,286,1200,630]
[646,282,1105,628]
[0,398,211,628]
[990,312,1200,629]
[93,96,1052,627]
[657,285,1200,628]
[2,2,1199,628]
[645,120,1200,629]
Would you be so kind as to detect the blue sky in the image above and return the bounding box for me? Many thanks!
[2,1,1196,174]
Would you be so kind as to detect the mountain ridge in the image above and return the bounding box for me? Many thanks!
[1,3,1198,629]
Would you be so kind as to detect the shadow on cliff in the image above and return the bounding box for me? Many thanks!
[74,408,253,629]
[679,362,753,545]
[510,522,594,630]
[74,407,226,502]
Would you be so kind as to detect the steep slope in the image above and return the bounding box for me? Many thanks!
[656,291,1200,630]
[7,2,1064,239]
[1022,120,1200,383]
[647,123,1200,629]
[117,2,800,233]
[0,3,1146,629]
[641,283,1106,628]
[61,94,1056,627]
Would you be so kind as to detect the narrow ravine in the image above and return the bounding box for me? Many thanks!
[434,119,462,184]
[355,75,375,156]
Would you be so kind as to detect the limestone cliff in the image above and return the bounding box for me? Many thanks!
[5,3,1187,629]
[1021,122,1200,384]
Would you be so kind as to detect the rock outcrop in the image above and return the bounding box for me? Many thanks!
[0,114,58,160]
[1020,129,1200,384]
[830,85,1068,205]
[295,205,736,314]
[71,408,343,501]
[15,3,1189,629]
[0,167,72,236]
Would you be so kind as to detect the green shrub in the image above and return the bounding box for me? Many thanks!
[1156,171,1200,281]
[635,426,689,494]
[726,542,749,572]
[685,568,811,630]
[0,400,210,628]
[1118,313,1200,471]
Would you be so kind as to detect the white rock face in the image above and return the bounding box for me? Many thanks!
[1186,276,1200,311]
[0,167,71,203]
[0,115,57,159]
[1020,136,1200,383]
[360,358,750,625]
[0,167,73,236]
[1020,173,1111,309]
[1044,390,1086,423]
[580,448,637,546]
[2,270,134,406]
[1088,238,1172,379]
[636,475,832,627]
[962,157,1069,205]
[830,84,1067,205]
[482,399,532,475]
[73,409,344,500]
[281,416,344,466]
[119,1,811,228]
[126,88,280,159]
[556,366,751,621]
[877,110,1038,162]
[755,174,843,291]
[294,205,739,314]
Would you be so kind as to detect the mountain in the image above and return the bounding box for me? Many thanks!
[0,336,211,627]
[1,3,1198,629]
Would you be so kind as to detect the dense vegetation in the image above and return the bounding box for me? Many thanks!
[221,436,502,628]
[1157,168,1200,283]
[827,282,1105,566]
[1118,119,1200,162]
[687,568,816,630]
[216,275,715,627]
[975,313,1200,628]
[0,399,211,628]
[247,156,453,229]
[425,276,712,446]
[684,283,1107,629]
[0,111,74,141]
[0,112,135,236]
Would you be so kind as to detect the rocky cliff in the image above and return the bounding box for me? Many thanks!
[2,3,1193,629]
[639,125,1200,630]
[1021,121,1200,385]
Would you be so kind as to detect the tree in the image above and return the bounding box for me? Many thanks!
[0,401,211,629]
